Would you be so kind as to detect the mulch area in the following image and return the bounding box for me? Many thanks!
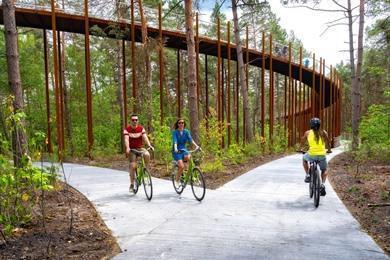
[328,152,390,254]
[0,183,120,260]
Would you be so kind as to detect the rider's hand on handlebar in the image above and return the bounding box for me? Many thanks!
[174,148,179,154]
[149,145,155,152]
[327,149,332,154]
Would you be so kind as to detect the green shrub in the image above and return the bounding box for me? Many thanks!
[358,104,390,162]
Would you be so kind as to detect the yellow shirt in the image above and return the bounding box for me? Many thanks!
[307,130,326,156]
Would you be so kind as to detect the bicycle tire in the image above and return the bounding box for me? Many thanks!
[309,167,314,198]
[313,169,321,207]
[142,168,153,200]
[134,169,140,194]
[171,165,185,194]
[190,167,206,201]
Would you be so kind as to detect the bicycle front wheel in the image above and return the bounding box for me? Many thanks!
[134,170,140,194]
[171,165,184,194]
[313,169,321,208]
[142,169,153,200]
[191,168,206,201]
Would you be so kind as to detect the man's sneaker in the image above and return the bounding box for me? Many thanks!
[174,179,180,187]
[320,184,326,196]
[129,184,135,194]
[304,174,311,183]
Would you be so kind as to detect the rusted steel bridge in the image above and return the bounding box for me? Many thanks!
[0,1,342,159]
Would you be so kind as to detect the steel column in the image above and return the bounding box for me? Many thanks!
[261,31,265,138]
[131,0,137,113]
[177,50,181,118]
[298,47,303,141]
[288,42,292,146]
[269,34,273,144]
[311,53,316,118]
[158,3,164,124]
[196,12,200,117]
[50,0,62,160]
[43,29,52,153]
[122,40,128,127]
[227,21,231,146]
[84,0,93,158]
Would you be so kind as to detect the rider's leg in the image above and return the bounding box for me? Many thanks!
[130,161,137,184]
[303,160,309,174]
[176,160,185,182]
[183,154,191,171]
[321,169,328,183]
[319,158,328,183]
[143,150,151,167]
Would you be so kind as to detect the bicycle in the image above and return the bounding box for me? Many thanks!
[308,159,321,207]
[130,147,153,200]
[299,150,331,208]
[171,148,206,201]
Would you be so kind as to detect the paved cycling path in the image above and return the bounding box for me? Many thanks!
[59,147,387,260]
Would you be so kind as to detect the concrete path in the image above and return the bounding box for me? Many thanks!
[58,147,387,260]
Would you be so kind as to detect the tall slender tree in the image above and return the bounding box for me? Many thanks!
[232,0,253,142]
[184,0,200,143]
[2,0,28,167]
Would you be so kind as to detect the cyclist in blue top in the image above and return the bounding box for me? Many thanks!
[172,118,200,185]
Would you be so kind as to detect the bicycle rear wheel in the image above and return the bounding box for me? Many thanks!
[171,165,184,194]
[191,168,206,201]
[309,167,314,198]
[313,169,321,207]
[142,168,153,200]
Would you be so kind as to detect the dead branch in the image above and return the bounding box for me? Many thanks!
[368,203,390,208]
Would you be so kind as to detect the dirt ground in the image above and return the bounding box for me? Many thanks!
[1,151,388,258]
[0,183,120,260]
[328,152,390,254]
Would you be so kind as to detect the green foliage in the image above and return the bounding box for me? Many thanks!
[0,155,57,235]
[199,115,224,157]
[358,104,390,162]
[149,119,173,165]
[202,157,224,174]
[222,143,245,164]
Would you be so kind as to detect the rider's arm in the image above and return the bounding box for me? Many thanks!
[123,129,130,153]
[299,131,309,151]
[172,130,178,152]
[186,130,199,149]
[142,132,153,148]
[322,130,332,152]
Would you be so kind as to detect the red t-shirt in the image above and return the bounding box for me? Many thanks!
[123,125,145,149]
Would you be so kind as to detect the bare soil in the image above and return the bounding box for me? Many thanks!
[328,152,390,254]
[0,183,120,260]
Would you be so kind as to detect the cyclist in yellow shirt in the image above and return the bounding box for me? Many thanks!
[300,118,332,196]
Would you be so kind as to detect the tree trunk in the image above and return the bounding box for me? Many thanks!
[231,0,252,142]
[3,0,28,167]
[184,0,200,143]
[116,40,125,151]
[137,0,152,131]
[351,0,364,150]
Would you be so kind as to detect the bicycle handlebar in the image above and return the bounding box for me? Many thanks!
[130,146,152,156]
[175,147,202,154]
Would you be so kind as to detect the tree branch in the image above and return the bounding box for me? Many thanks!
[330,0,347,11]
[163,0,184,20]
[281,4,345,13]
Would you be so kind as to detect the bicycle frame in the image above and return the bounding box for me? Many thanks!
[130,148,153,200]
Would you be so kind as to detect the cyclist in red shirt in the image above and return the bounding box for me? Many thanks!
[123,114,154,193]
